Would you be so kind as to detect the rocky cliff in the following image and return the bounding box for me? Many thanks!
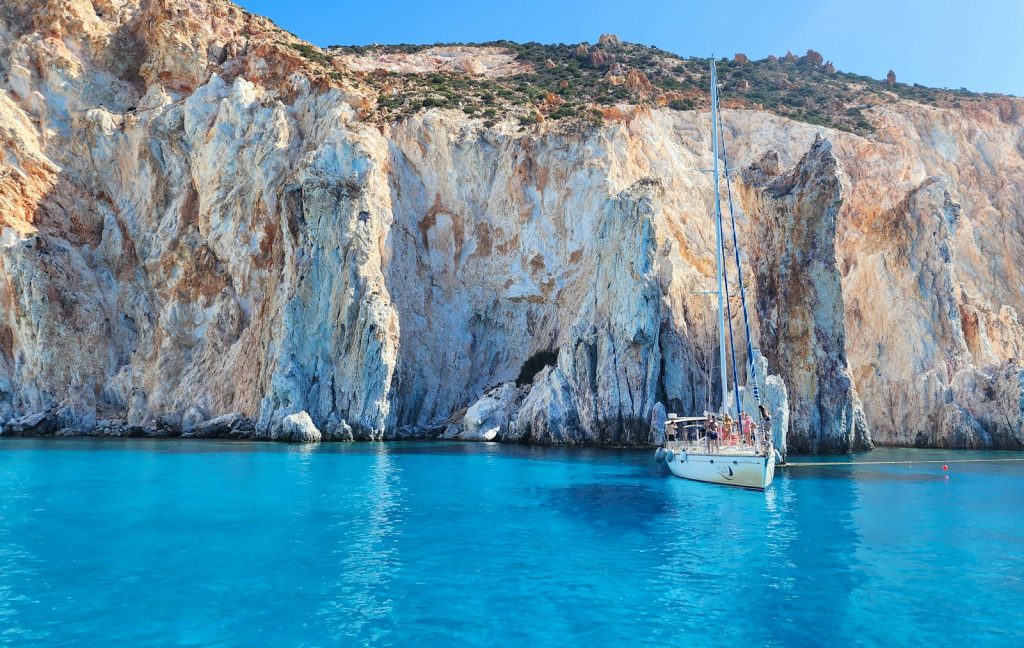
[1,0,1022,449]
[741,137,872,453]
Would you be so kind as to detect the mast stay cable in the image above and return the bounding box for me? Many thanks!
[716,63,763,406]
[711,60,744,424]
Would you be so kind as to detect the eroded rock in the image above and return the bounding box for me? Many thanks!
[741,137,872,452]
[272,411,322,443]
[506,179,665,445]
[186,412,256,439]
[447,382,526,441]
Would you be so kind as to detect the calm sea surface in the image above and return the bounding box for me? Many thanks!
[0,439,1022,646]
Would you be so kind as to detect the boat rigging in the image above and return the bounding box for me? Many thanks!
[655,59,780,490]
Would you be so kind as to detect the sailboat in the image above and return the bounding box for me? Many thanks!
[655,59,777,490]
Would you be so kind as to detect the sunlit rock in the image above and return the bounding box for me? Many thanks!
[272,411,322,444]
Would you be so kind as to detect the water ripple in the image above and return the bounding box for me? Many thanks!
[0,441,1021,645]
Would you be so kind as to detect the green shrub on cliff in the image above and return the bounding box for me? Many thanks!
[286,43,331,67]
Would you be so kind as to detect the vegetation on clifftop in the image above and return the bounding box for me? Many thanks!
[324,39,988,134]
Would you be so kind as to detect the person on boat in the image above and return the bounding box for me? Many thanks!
[722,413,734,445]
[665,418,678,443]
[758,404,772,452]
[708,416,721,453]
[741,412,755,446]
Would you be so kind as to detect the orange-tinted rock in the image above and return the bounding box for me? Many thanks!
[589,49,610,67]
[740,138,872,452]
[624,69,653,95]
[542,92,564,110]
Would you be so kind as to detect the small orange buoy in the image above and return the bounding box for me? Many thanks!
[943,465,948,471]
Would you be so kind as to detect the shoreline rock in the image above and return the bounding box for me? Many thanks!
[271,411,322,443]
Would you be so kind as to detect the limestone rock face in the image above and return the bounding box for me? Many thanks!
[1,0,1022,450]
[945,364,1024,449]
[740,138,872,452]
[504,180,666,445]
[841,176,1024,449]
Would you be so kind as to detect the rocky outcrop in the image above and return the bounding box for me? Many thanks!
[271,411,321,443]
[445,382,526,442]
[445,179,667,446]
[1,0,1022,450]
[842,175,1024,449]
[2,411,55,436]
[949,364,1024,449]
[741,138,872,453]
[184,412,256,439]
[503,180,666,445]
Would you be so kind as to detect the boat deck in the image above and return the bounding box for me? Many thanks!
[663,415,771,457]
[663,438,770,457]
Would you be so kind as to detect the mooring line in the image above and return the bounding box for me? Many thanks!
[782,458,1024,468]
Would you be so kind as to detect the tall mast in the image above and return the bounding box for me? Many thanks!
[710,59,729,414]
[718,86,762,408]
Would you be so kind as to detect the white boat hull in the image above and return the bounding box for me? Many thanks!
[663,449,775,490]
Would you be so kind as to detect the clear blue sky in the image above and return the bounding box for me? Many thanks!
[237,0,1023,96]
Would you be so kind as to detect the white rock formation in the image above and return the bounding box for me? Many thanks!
[501,179,666,444]
[272,411,322,444]
[448,382,526,441]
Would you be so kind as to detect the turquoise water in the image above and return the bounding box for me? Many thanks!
[1,440,1022,646]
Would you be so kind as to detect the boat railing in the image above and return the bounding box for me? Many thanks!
[663,418,770,456]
